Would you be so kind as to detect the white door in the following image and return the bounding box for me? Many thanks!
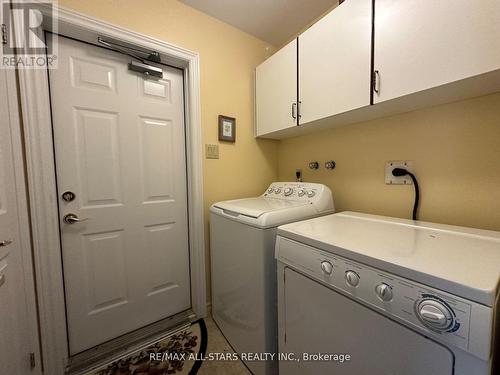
[299,0,372,124]
[48,36,191,354]
[374,0,500,103]
[256,39,297,137]
[0,70,41,374]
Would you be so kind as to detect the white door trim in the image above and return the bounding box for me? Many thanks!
[14,4,206,374]
[1,65,42,375]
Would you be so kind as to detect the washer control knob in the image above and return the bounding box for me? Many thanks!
[320,261,333,275]
[267,187,274,193]
[297,189,306,197]
[417,299,454,331]
[307,190,316,198]
[375,283,393,302]
[274,188,282,194]
[345,271,360,287]
[284,187,294,196]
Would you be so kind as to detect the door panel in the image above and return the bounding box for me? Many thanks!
[256,39,297,136]
[83,230,128,314]
[299,0,372,123]
[75,108,122,206]
[49,36,190,354]
[281,268,454,375]
[70,56,117,92]
[0,71,41,374]
[374,0,500,103]
[139,117,175,201]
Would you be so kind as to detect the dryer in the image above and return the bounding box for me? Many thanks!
[276,212,500,375]
[210,182,334,375]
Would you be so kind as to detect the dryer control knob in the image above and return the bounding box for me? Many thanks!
[307,190,316,198]
[375,283,393,302]
[274,188,282,194]
[345,271,360,287]
[267,187,274,193]
[320,261,333,275]
[297,189,306,197]
[416,299,454,331]
[284,187,294,196]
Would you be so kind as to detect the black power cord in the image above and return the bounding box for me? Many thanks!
[392,168,419,220]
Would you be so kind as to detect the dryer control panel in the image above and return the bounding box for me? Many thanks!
[276,236,495,361]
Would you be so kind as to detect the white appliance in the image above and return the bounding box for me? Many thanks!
[210,182,334,375]
[276,212,500,375]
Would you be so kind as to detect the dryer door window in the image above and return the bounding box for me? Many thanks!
[281,268,454,375]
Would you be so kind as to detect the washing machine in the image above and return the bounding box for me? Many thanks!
[210,182,334,375]
[276,211,500,375]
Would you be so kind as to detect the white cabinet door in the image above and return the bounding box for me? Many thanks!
[374,0,500,103]
[299,0,372,124]
[256,39,297,136]
[49,36,191,354]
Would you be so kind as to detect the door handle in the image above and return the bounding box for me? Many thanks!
[0,239,13,247]
[63,213,89,224]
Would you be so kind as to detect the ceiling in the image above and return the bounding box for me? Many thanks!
[179,0,339,46]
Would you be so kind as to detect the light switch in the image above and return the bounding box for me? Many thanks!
[205,144,219,159]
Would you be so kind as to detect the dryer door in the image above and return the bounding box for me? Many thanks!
[281,268,454,375]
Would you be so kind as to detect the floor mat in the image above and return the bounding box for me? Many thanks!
[91,319,208,375]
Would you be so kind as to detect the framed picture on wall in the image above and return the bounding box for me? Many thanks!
[218,115,236,142]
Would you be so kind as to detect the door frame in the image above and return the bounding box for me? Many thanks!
[1,66,42,374]
[14,4,206,374]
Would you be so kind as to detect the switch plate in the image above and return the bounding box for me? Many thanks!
[385,160,414,185]
[205,144,219,159]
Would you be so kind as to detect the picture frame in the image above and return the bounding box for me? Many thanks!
[218,115,236,142]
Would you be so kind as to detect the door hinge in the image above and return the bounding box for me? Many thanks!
[29,352,36,369]
[1,24,7,45]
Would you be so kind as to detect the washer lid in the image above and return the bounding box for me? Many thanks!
[277,211,500,306]
[214,197,308,218]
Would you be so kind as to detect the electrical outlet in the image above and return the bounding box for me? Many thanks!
[385,160,414,185]
[205,144,219,159]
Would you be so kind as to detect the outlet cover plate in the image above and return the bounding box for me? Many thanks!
[205,144,219,159]
[385,160,414,185]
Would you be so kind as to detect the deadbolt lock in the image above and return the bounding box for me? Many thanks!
[62,191,76,202]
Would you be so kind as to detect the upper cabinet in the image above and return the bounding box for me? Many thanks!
[255,0,500,139]
[299,0,372,124]
[373,0,500,103]
[255,39,297,137]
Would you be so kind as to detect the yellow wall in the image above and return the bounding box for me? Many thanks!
[278,93,500,231]
[57,1,500,309]
[57,0,279,300]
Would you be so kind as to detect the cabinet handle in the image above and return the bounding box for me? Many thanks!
[291,102,297,119]
[373,70,380,94]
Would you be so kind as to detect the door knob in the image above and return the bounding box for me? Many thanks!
[0,239,13,247]
[63,213,88,224]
